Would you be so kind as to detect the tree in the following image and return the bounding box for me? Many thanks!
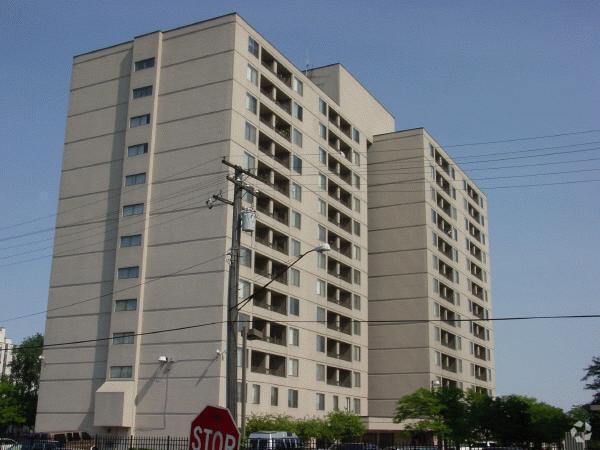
[582,355,600,404]
[465,390,495,442]
[490,395,532,446]
[9,333,43,426]
[325,410,365,442]
[394,388,448,437]
[245,414,296,437]
[527,400,571,446]
[295,417,328,442]
[0,380,26,432]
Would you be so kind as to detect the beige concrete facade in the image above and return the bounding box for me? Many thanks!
[0,327,13,377]
[367,129,496,423]
[37,14,394,436]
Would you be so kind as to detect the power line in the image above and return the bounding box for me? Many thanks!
[6,313,600,352]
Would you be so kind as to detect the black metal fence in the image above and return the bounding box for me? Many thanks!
[4,436,597,450]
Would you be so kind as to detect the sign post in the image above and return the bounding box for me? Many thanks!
[189,405,241,450]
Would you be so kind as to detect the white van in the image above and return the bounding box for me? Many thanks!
[247,432,301,450]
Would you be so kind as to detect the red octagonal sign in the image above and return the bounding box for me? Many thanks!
[189,406,240,450]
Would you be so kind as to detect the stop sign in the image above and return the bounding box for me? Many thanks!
[189,406,240,450]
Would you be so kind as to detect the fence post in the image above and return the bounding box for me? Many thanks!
[167,436,171,450]
[129,434,133,450]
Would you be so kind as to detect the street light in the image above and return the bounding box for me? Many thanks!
[431,379,441,391]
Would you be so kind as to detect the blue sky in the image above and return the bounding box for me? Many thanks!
[0,1,599,411]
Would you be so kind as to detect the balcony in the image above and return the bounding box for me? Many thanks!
[440,330,458,350]
[468,240,483,262]
[258,132,290,170]
[327,283,352,310]
[327,230,352,259]
[467,220,483,243]
[251,350,286,377]
[327,257,353,284]
[433,149,452,178]
[259,104,291,141]
[328,180,352,209]
[260,74,291,114]
[474,364,488,382]
[436,192,453,219]
[466,182,481,205]
[438,281,456,305]
[256,193,289,226]
[441,354,458,373]
[473,343,488,361]
[436,235,454,260]
[435,171,452,197]
[439,306,458,328]
[471,281,484,301]
[327,310,352,335]
[327,338,352,362]
[468,202,482,225]
[253,287,288,315]
[441,378,458,389]
[257,161,290,197]
[328,129,352,162]
[328,205,352,234]
[252,318,287,346]
[255,222,289,255]
[470,301,487,320]
[260,48,292,87]
[436,259,456,282]
[470,261,484,281]
[435,214,453,239]
[328,155,353,186]
[326,366,352,388]
[254,252,288,285]
[472,322,487,341]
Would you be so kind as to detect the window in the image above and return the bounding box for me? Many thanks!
[345,397,352,411]
[288,327,299,346]
[110,366,132,379]
[353,174,361,189]
[353,398,361,414]
[292,77,303,95]
[292,155,303,174]
[292,102,303,121]
[135,58,155,71]
[248,37,259,57]
[288,358,299,376]
[319,98,327,115]
[288,389,299,408]
[115,299,137,311]
[123,203,144,216]
[353,294,361,310]
[128,143,148,157]
[353,321,361,336]
[252,384,261,404]
[118,266,139,279]
[318,199,327,216]
[113,332,134,345]
[353,346,361,362]
[318,225,327,242]
[333,395,339,410]
[353,221,361,236]
[317,252,326,269]
[239,279,251,299]
[353,372,361,388]
[289,297,300,316]
[316,307,326,324]
[318,174,327,191]
[353,150,361,165]
[316,364,325,381]
[292,129,303,147]
[120,234,142,248]
[291,183,302,201]
[246,93,258,114]
[291,239,301,257]
[289,268,300,286]
[132,85,153,99]
[130,114,150,127]
[125,173,146,186]
[316,335,325,352]
[243,152,256,172]
[354,269,361,285]
[319,123,327,139]
[245,122,257,143]
[238,313,250,333]
[316,279,326,297]
[271,387,279,406]
[319,147,327,164]
[316,393,325,411]
[354,245,361,261]
[240,247,252,267]
[352,128,360,143]
[237,347,248,367]
[246,64,258,85]
[291,211,301,229]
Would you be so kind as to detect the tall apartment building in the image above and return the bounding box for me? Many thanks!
[0,327,13,377]
[36,14,394,436]
[366,129,495,440]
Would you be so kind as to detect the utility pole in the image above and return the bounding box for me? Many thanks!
[207,159,259,425]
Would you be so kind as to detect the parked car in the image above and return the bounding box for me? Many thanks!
[14,441,65,450]
[330,444,380,450]
[247,432,301,450]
